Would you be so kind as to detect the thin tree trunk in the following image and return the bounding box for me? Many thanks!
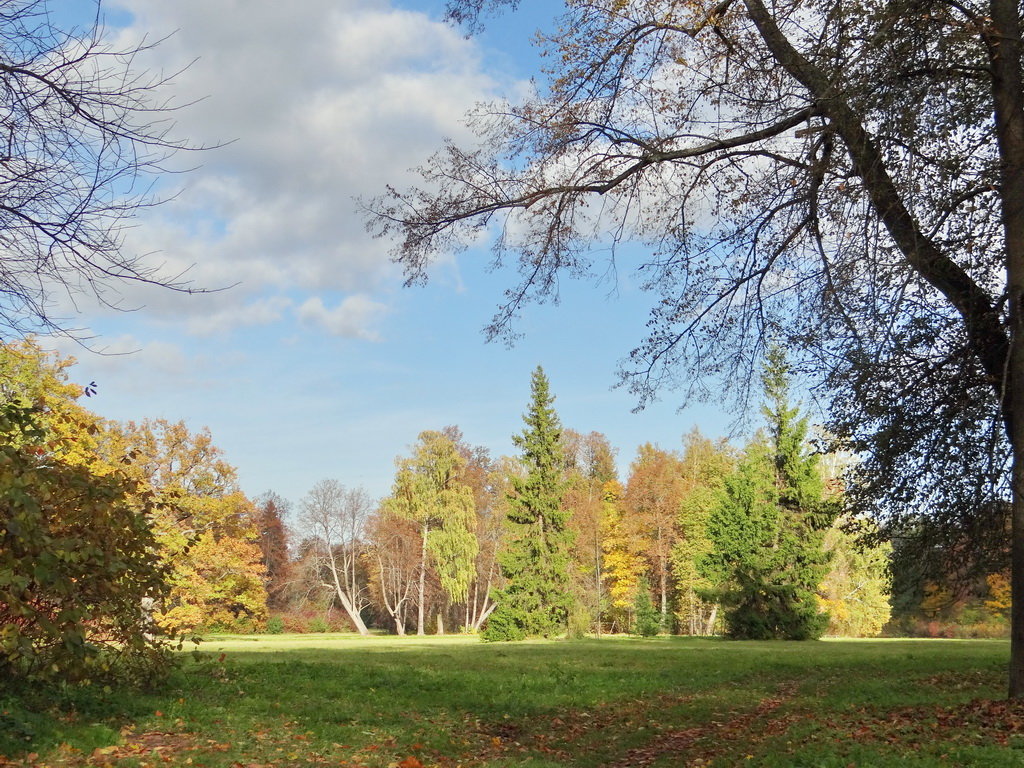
[472,562,497,631]
[474,601,497,631]
[595,529,602,638]
[705,604,718,636]
[660,550,668,625]
[418,522,428,636]
[990,0,1024,699]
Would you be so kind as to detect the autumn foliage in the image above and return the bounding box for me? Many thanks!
[6,337,1009,670]
[0,392,172,686]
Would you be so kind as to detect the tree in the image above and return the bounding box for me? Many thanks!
[116,420,268,633]
[0,0,196,338]
[383,430,478,635]
[483,366,574,640]
[0,339,110,468]
[703,353,833,640]
[562,429,617,635]
[299,479,372,635]
[365,508,420,635]
[819,519,893,637]
[464,456,512,633]
[633,577,662,637]
[601,479,646,631]
[0,404,172,686]
[623,443,687,626]
[372,0,1024,694]
[671,429,734,635]
[1,345,267,638]
[442,426,507,632]
[255,492,291,610]
[0,345,173,686]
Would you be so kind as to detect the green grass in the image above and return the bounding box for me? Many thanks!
[2,635,1021,767]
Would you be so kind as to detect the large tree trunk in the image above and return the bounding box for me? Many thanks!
[989,0,1024,699]
[332,582,368,635]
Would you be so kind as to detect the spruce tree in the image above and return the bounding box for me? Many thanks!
[633,577,661,637]
[703,349,834,640]
[483,366,574,640]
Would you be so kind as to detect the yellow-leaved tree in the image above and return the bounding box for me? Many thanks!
[0,340,174,686]
[600,480,646,631]
[116,420,268,633]
[819,520,892,637]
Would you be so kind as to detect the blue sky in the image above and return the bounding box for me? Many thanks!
[44,0,740,507]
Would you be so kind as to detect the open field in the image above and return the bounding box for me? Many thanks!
[2,635,1022,767]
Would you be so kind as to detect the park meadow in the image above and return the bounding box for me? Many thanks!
[2,633,1022,768]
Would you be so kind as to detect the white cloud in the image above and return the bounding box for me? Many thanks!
[185,296,292,337]
[88,0,504,338]
[296,295,389,340]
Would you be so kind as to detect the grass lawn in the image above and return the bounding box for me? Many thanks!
[1,634,1021,767]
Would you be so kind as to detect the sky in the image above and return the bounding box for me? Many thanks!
[38,0,742,508]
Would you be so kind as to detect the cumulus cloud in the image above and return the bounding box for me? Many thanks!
[184,296,292,337]
[296,295,389,340]
[88,0,503,337]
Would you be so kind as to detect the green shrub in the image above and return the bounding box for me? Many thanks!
[266,616,285,634]
[308,617,329,633]
[481,606,527,642]
[567,606,592,639]
[634,578,661,637]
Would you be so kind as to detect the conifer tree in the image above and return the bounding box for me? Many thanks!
[483,366,574,640]
[633,577,661,637]
[703,349,834,640]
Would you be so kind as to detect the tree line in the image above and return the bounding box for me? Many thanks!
[5,337,1009,690]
